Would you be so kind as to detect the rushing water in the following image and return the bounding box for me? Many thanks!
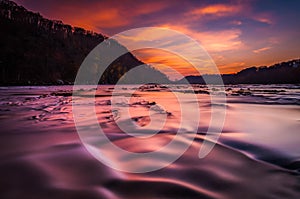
[0,85,299,199]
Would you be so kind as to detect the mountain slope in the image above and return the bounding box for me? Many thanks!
[0,0,169,85]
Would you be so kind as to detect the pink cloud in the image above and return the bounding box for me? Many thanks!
[253,46,272,54]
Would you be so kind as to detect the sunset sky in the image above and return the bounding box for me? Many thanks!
[15,0,300,77]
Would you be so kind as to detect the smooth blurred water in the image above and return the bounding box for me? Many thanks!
[0,85,299,199]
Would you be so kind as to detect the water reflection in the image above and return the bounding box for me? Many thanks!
[0,85,299,198]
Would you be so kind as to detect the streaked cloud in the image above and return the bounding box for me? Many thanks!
[253,14,274,25]
[190,4,242,17]
[253,47,272,54]
[160,24,243,52]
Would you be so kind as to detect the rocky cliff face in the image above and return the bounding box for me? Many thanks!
[0,0,169,85]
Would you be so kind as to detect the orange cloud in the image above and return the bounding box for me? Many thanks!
[160,24,243,52]
[133,48,199,79]
[190,4,242,17]
[113,25,244,76]
[114,26,244,77]
[132,1,170,16]
[93,9,130,28]
[35,0,170,33]
[70,8,131,31]
[218,62,246,73]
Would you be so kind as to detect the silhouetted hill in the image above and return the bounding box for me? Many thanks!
[0,0,169,85]
[178,59,300,84]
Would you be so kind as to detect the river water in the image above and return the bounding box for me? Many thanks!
[0,85,299,199]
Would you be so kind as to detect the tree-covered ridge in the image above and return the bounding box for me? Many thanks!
[0,0,169,85]
[179,59,300,84]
